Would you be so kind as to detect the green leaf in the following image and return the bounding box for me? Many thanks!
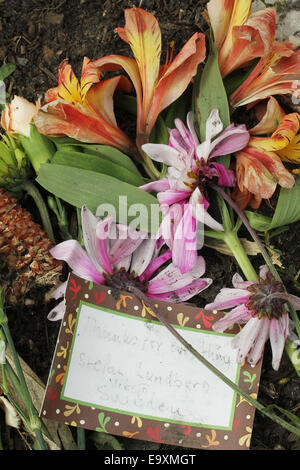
[150,115,169,145]
[36,164,162,234]
[52,149,145,187]
[194,38,230,142]
[0,63,16,81]
[114,94,137,116]
[246,176,300,232]
[49,138,142,176]
[193,33,230,167]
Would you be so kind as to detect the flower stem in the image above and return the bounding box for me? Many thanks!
[0,300,48,449]
[77,427,86,450]
[22,180,55,241]
[223,230,259,282]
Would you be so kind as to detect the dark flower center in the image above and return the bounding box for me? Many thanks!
[184,158,219,194]
[104,268,149,294]
[246,277,286,320]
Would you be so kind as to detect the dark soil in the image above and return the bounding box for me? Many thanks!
[1,0,300,451]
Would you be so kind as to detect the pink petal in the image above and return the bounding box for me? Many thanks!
[247,317,270,366]
[232,273,256,289]
[150,277,212,302]
[190,188,224,231]
[232,316,262,364]
[82,206,113,275]
[269,314,289,370]
[210,162,236,187]
[108,224,146,266]
[47,299,66,321]
[186,111,200,147]
[209,124,250,159]
[130,238,157,277]
[212,304,252,332]
[169,118,195,155]
[172,203,197,274]
[140,178,170,193]
[50,240,105,284]
[140,249,172,281]
[50,281,67,300]
[141,143,183,169]
[205,109,223,140]
[205,288,250,311]
[158,189,190,207]
[148,255,206,294]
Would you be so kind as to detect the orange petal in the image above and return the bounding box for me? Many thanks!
[249,113,300,151]
[80,56,101,99]
[92,54,143,130]
[235,147,294,199]
[277,133,300,163]
[220,25,265,77]
[147,32,206,133]
[85,75,132,128]
[117,7,161,118]
[231,185,262,210]
[218,0,252,66]
[207,0,235,50]
[56,60,83,105]
[230,49,300,107]
[34,100,134,152]
[220,8,276,77]
[249,97,286,135]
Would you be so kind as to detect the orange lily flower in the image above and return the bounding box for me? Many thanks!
[34,57,135,154]
[207,0,278,77]
[230,47,300,108]
[92,7,206,149]
[233,111,297,209]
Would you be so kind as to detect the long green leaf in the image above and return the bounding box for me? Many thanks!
[269,175,300,229]
[194,39,230,142]
[246,176,300,231]
[52,150,145,187]
[49,138,142,176]
[193,34,230,168]
[37,164,161,234]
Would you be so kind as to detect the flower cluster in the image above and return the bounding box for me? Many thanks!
[1,1,300,374]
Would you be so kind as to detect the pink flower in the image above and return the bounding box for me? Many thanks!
[205,266,300,370]
[141,110,250,274]
[48,205,212,321]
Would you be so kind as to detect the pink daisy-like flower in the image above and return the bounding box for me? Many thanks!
[141,110,250,274]
[205,266,300,370]
[48,205,212,321]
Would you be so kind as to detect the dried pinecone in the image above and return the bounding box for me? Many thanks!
[0,188,63,306]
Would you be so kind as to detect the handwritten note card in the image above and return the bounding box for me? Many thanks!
[40,274,262,450]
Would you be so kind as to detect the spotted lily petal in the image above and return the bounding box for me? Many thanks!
[235,147,295,199]
[249,113,300,152]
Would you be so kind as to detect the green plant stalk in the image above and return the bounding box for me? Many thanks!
[0,314,48,449]
[22,180,55,241]
[136,292,300,437]
[77,427,86,450]
[223,230,259,282]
